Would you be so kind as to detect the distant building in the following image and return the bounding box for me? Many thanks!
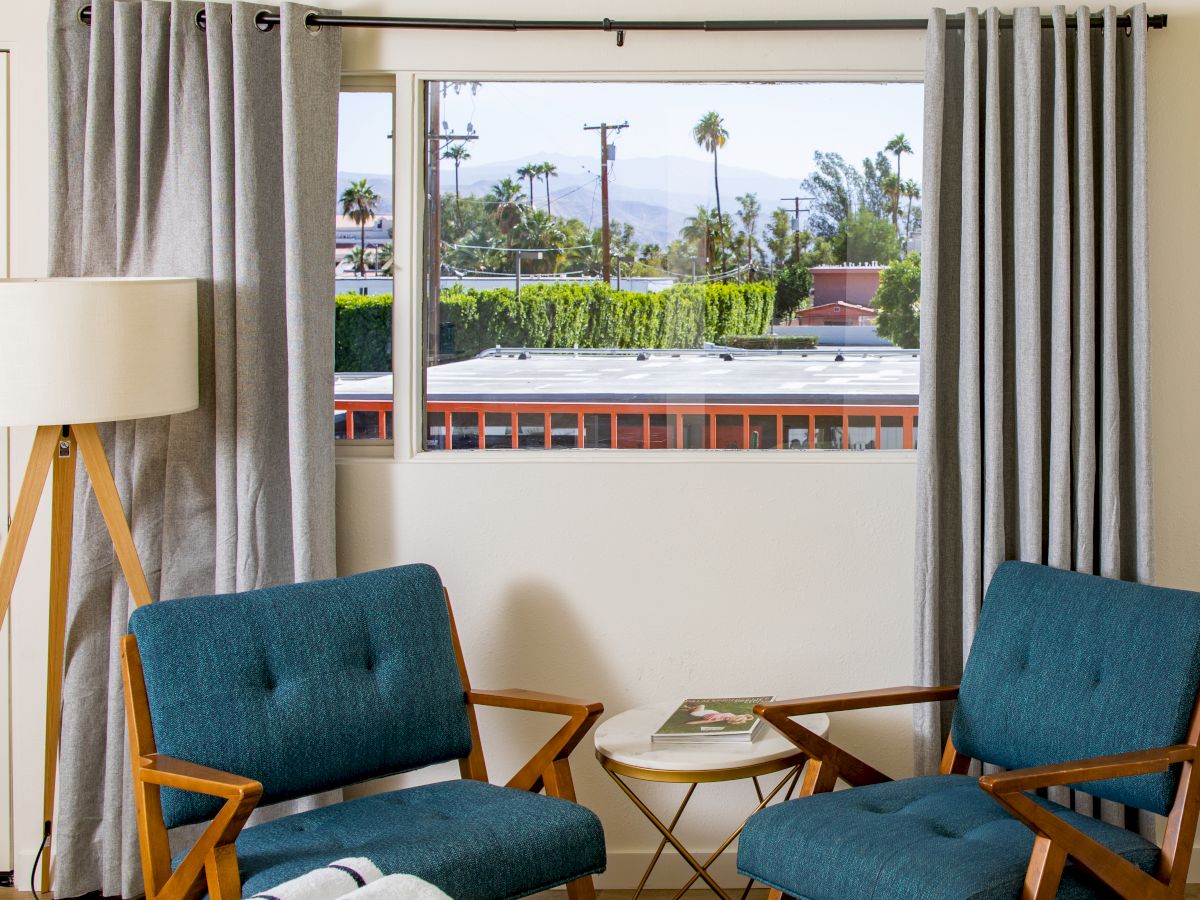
[810,263,885,307]
[795,300,878,326]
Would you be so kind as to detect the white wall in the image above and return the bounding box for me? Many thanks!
[2,0,1200,891]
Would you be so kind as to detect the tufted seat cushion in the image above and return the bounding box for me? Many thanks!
[199,779,605,900]
[737,775,1159,900]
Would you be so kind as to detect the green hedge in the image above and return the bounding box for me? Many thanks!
[335,293,392,372]
[439,281,775,359]
[719,334,819,350]
[334,281,776,371]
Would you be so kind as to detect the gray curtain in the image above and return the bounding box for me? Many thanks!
[47,2,341,895]
[915,4,1151,828]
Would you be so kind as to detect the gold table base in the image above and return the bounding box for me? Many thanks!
[599,752,805,899]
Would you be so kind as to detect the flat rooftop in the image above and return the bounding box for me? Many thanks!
[336,349,920,406]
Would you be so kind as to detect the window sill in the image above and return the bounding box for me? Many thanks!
[335,446,919,465]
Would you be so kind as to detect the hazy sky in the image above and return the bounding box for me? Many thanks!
[338,81,924,183]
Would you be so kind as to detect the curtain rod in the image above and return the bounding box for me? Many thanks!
[76,8,1168,40]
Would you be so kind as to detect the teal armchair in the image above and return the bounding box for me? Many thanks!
[121,564,605,900]
[738,562,1200,899]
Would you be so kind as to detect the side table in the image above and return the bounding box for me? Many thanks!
[595,704,830,899]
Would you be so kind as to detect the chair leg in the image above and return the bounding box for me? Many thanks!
[205,844,242,900]
[1023,835,1067,900]
[766,890,795,900]
[564,874,596,900]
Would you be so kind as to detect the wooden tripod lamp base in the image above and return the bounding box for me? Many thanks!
[0,423,155,892]
[0,276,200,894]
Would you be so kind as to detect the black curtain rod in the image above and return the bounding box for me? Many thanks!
[77,7,1167,35]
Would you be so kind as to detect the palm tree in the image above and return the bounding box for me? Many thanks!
[516,164,539,209]
[343,245,370,274]
[681,205,720,276]
[881,174,902,237]
[487,178,526,238]
[339,178,381,276]
[441,143,471,227]
[736,193,762,276]
[693,112,729,277]
[374,242,394,275]
[902,179,921,246]
[885,133,913,228]
[538,162,559,215]
[513,208,567,273]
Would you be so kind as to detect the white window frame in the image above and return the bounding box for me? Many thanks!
[336,28,925,464]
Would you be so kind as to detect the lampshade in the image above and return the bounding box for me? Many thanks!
[0,277,199,426]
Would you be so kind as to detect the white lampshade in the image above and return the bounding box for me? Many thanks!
[0,277,199,426]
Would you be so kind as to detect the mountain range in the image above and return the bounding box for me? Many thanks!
[338,152,810,247]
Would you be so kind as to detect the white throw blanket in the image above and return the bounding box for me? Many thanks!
[247,858,451,900]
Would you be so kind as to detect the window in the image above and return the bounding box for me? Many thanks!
[335,80,923,452]
[334,90,394,442]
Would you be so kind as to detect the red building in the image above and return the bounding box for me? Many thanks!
[795,300,879,326]
[809,263,885,307]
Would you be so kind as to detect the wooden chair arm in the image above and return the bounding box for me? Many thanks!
[979,745,1195,796]
[754,685,959,793]
[139,754,263,801]
[466,689,603,797]
[979,749,1194,900]
[754,684,960,719]
[468,688,603,717]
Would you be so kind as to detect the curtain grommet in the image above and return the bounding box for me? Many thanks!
[76,4,90,25]
[304,12,321,33]
[195,8,206,31]
[254,9,275,32]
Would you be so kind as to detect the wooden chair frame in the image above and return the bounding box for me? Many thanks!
[752,684,1200,900]
[120,589,603,900]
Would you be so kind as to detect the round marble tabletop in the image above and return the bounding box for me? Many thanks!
[594,703,830,782]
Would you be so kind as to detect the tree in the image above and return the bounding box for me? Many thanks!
[901,179,921,247]
[840,208,901,264]
[767,208,796,268]
[874,253,921,348]
[441,143,471,226]
[681,205,719,275]
[693,112,729,276]
[860,151,895,220]
[736,193,762,275]
[487,178,526,238]
[513,209,567,273]
[343,245,370,275]
[538,161,558,214]
[801,152,863,239]
[374,242,394,274]
[339,178,381,276]
[516,164,539,209]
[881,173,902,239]
[885,133,914,228]
[774,264,812,322]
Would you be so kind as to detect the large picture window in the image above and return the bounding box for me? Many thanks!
[334,81,924,451]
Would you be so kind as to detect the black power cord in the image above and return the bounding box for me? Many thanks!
[30,820,50,900]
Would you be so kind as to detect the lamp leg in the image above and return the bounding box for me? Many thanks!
[0,426,58,625]
[41,426,77,894]
[73,424,154,607]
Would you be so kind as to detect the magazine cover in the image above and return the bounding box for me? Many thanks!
[651,697,773,742]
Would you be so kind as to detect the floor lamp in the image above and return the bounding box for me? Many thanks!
[0,277,198,891]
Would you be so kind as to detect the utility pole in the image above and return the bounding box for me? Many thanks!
[584,120,628,284]
[780,196,813,265]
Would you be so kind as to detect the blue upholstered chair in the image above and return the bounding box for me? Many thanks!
[737,561,1200,899]
[120,564,606,900]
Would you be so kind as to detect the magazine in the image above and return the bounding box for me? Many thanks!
[651,697,773,743]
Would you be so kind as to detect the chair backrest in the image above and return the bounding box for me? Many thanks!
[953,561,1200,816]
[128,564,474,829]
